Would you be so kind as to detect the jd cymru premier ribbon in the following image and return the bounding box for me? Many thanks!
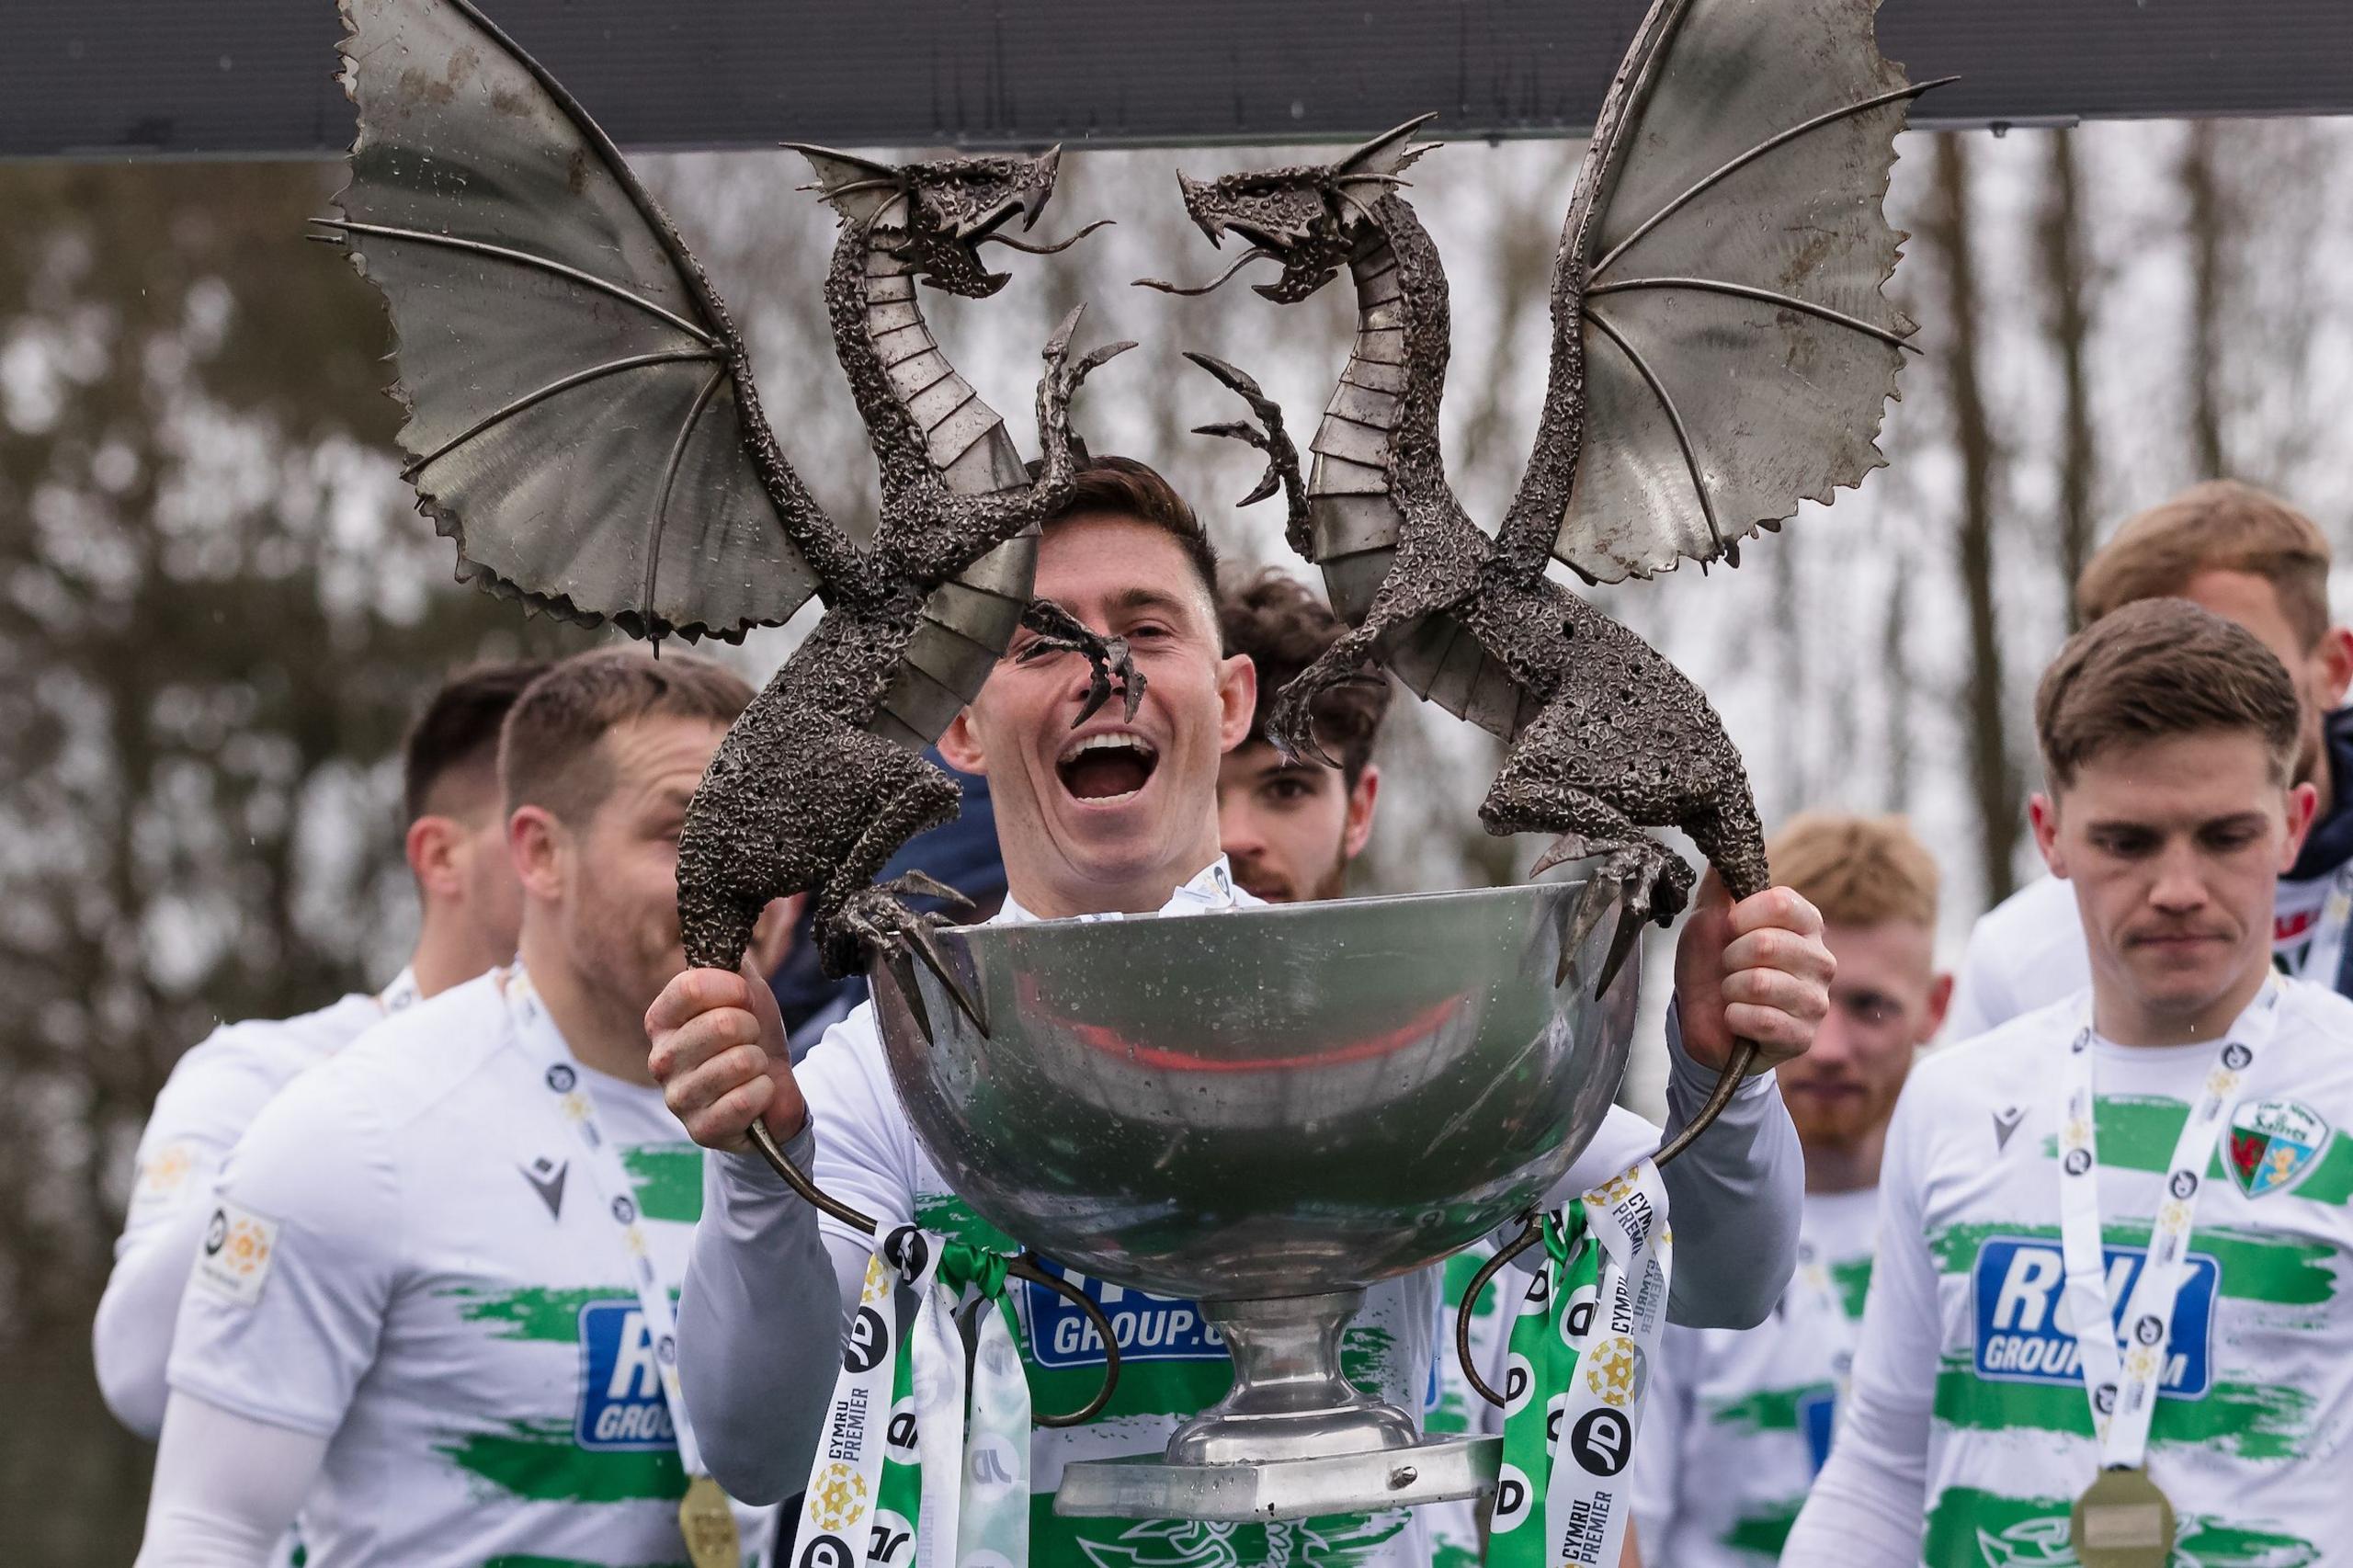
[1484,1160,1673,1568]
[792,1228,1029,1568]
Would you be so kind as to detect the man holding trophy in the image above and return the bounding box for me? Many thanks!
[649,460,1835,1566]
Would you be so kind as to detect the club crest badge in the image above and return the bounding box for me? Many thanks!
[2226,1099,2330,1198]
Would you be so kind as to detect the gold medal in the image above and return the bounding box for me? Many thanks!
[2069,1467,2175,1568]
[677,1472,743,1568]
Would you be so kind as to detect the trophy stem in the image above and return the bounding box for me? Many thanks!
[1165,1291,1420,1464]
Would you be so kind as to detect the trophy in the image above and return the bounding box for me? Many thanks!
[860,872,1638,1520]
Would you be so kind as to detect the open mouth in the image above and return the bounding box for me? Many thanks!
[1057,731,1159,802]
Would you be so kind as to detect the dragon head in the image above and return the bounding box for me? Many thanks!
[788,143,1108,298]
[1140,115,1438,303]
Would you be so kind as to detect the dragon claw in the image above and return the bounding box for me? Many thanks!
[1041,304,1086,364]
[835,881,989,1038]
[1068,338,1138,386]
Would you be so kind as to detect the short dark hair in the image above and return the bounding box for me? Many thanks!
[502,648,755,825]
[402,661,550,823]
[1220,569,1391,782]
[2077,481,2333,648]
[2036,597,2302,790]
[1035,454,1220,605]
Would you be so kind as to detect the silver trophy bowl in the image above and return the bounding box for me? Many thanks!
[870,872,1639,1522]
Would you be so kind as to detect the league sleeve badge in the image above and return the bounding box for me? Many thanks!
[193,1199,280,1307]
[2226,1100,2331,1199]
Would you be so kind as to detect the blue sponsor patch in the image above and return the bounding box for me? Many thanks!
[1798,1387,1836,1475]
[1970,1235,2217,1398]
[1021,1264,1225,1369]
[575,1299,678,1451]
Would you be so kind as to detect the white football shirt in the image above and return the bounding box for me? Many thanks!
[1631,1186,1876,1564]
[166,968,770,1567]
[1789,981,2353,1565]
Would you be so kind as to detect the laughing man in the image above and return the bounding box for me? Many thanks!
[650,457,1835,1565]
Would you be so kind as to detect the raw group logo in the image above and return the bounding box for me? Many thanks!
[1970,1237,2218,1397]
[574,1300,677,1450]
[1023,1264,1224,1369]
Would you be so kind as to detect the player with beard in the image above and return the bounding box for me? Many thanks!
[1631,812,1949,1565]
[649,457,1837,1568]
[1214,569,1387,904]
[1949,483,2353,1036]
[1787,600,2353,1563]
[97,661,545,1442]
[137,650,793,1568]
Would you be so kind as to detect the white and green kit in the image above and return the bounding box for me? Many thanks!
[1788,978,2353,1566]
[168,968,772,1568]
[1631,1185,1874,1563]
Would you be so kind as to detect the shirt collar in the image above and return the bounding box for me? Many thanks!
[996,856,1256,926]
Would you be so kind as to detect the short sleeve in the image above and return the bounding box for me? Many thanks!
[119,1028,278,1255]
[164,1062,403,1437]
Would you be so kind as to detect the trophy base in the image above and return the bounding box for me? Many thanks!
[1053,1434,1500,1523]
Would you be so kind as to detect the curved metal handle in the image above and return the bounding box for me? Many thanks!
[745,1119,1122,1426]
[996,1259,1124,1427]
[1456,1029,1758,1408]
[1455,1212,1545,1409]
[747,1118,879,1234]
[1649,1036,1761,1168]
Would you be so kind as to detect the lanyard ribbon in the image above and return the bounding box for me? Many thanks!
[792,1228,1031,1568]
[1485,1159,1674,1568]
[2056,983,2276,1469]
[506,970,743,1567]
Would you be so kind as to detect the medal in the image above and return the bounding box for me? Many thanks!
[678,1472,744,1568]
[509,970,745,1568]
[2070,1466,2175,1568]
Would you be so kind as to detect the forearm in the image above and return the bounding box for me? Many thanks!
[678,1129,858,1505]
[134,1392,325,1567]
[1656,1005,1802,1329]
[97,1199,213,1438]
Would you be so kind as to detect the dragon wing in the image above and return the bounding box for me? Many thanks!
[320,0,836,642]
[1500,0,1939,583]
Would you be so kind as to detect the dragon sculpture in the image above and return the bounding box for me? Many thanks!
[319,0,1139,1014]
[1155,0,1943,1080]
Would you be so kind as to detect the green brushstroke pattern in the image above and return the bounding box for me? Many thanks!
[1709,1380,1836,1437]
[1927,1221,2339,1307]
[1925,1484,2318,1567]
[2037,1096,2353,1203]
[1931,1354,2315,1460]
[618,1142,702,1223]
[1718,1499,1803,1562]
[437,1419,684,1504]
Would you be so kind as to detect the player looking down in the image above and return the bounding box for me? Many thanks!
[1632,812,1950,1564]
[649,456,1836,1567]
[1950,482,2353,1034]
[137,650,793,1568]
[96,660,544,1440]
[1787,598,2353,1563]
